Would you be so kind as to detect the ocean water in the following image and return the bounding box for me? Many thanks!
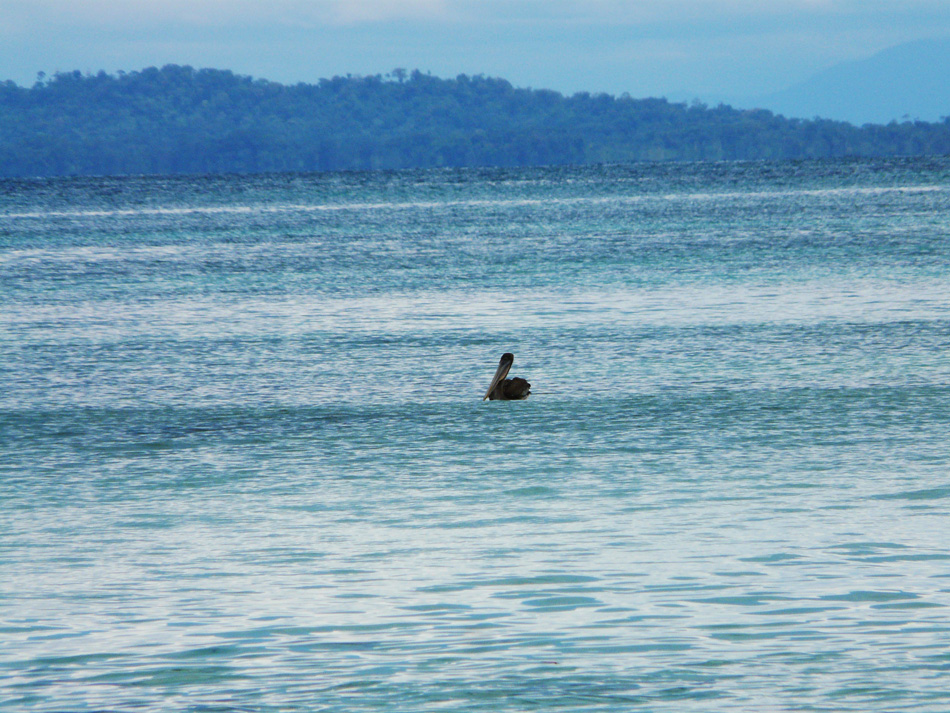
[2,158,950,712]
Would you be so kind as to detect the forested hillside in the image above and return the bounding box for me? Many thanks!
[2,65,949,177]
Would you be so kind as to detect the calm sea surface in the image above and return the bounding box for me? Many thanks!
[2,159,950,711]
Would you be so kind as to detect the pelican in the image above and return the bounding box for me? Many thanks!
[483,352,531,401]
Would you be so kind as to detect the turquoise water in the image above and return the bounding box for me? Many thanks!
[2,158,950,711]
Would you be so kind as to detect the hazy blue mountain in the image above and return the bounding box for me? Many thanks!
[758,38,950,125]
[2,65,949,177]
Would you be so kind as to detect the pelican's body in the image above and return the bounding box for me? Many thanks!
[483,353,531,401]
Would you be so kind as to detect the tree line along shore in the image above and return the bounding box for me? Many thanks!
[2,65,949,177]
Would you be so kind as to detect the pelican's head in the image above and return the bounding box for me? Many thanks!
[482,352,514,400]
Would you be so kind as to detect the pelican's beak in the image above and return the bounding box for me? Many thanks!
[482,353,514,400]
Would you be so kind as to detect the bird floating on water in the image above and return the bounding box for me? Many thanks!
[483,352,531,401]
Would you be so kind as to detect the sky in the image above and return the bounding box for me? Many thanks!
[3,0,950,107]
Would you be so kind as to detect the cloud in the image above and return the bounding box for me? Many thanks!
[2,0,452,31]
[328,0,449,24]
[2,0,949,97]
[7,0,950,34]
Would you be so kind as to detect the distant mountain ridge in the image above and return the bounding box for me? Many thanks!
[1,65,949,178]
[760,38,950,125]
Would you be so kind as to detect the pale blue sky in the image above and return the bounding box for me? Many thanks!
[3,1,950,104]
